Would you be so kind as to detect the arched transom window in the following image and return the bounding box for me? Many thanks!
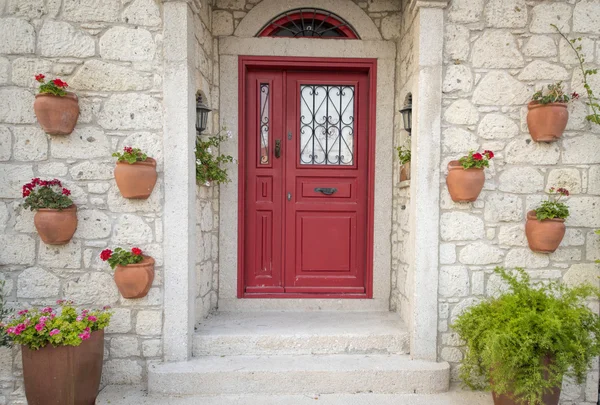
[258,8,360,39]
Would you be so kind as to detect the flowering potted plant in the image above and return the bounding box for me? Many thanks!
[397,145,411,182]
[33,74,79,135]
[454,267,600,405]
[526,187,569,253]
[112,146,157,199]
[1,301,112,405]
[527,82,578,142]
[101,247,155,299]
[22,178,77,245]
[446,150,494,202]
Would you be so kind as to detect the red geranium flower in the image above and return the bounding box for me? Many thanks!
[131,247,142,256]
[572,92,580,100]
[123,146,133,153]
[23,189,31,197]
[556,187,570,196]
[62,188,71,196]
[100,249,113,261]
[35,74,45,82]
[52,78,68,88]
[472,153,483,161]
[484,150,494,159]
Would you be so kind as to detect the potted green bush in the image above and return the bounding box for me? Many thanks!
[454,267,600,405]
[396,145,411,182]
[526,187,570,253]
[527,82,577,142]
[2,301,112,405]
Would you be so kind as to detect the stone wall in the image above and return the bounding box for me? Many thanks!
[439,0,600,402]
[0,0,165,403]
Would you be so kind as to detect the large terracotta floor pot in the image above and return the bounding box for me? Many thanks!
[525,210,566,253]
[34,93,80,135]
[446,160,485,202]
[114,256,155,298]
[114,158,157,199]
[34,205,78,245]
[527,102,568,142]
[21,329,105,405]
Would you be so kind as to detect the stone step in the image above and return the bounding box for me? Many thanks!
[99,385,492,405]
[148,354,450,396]
[193,311,409,356]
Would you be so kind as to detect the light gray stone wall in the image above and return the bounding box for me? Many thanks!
[0,0,166,403]
[440,0,600,402]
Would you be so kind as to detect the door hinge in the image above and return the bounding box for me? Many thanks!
[287,131,292,140]
[287,192,292,201]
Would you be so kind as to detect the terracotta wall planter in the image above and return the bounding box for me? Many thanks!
[114,158,157,199]
[21,329,104,405]
[527,102,568,142]
[34,93,80,135]
[114,256,155,299]
[33,205,78,245]
[446,160,485,202]
[525,210,566,253]
[400,162,411,182]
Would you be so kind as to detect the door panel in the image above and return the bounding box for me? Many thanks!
[243,68,370,296]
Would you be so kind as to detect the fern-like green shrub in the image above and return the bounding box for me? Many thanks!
[453,267,600,405]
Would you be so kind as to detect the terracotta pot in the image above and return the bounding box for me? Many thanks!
[525,210,566,253]
[446,160,485,202]
[400,162,411,182]
[492,355,561,405]
[114,158,157,199]
[527,102,568,142]
[21,329,104,405]
[34,93,80,135]
[33,205,78,245]
[114,256,155,299]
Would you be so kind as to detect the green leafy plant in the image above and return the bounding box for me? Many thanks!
[196,128,234,186]
[2,301,112,350]
[35,74,68,97]
[534,187,570,221]
[552,24,600,125]
[531,81,577,104]
[112,146,148,164]
[454,267,600,405]
[396,145,411,164]
[100,247,144,270]
[0,280,12,348]
[596,230,600,264]
[21,178,73,211]
[458,150,494,169]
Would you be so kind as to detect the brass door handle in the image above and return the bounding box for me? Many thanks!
[275,140,281,158]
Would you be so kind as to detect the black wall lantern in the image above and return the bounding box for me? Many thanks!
[196,93,211,134]
[400,93,412,135]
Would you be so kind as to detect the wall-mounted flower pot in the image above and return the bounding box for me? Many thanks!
[525,210,565,253]
[33,93,80,135]
[527,102,568,142]
[114,256,155,299]
[400,162,411,182]
[446,160,485,202]
[21,329,104,405]
[114,158,157,199]
[33,205,77,245]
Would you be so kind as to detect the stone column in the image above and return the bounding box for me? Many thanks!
[407,0,447,361]
[162,0,197,362]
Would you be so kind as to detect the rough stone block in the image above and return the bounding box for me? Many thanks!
[505,137,560,165]
[472,31,523,69]
[0,164,34,198]
[522,35,557,58]
[39,241,82,269]
[448,0,484,23]
[64,272,120,305]
[100,27,156,62]
[11,58,53,88]
[142,339,162,357]
[136,311,162,336]
[531,3,572,33]
[568,197,600,227]
[478,114,518,139]
[573,0,600,34]
[473,72,529,105]
[441,212,484,241]
[123,0,161,26]
[39,21,95,58]
[98,94,162,130]
[213,11,234,36]
[518,60,569,81]
[484,193,523,222]
[0,127,11,161]
[0,89,36,124]
[589,165,600,195]
[484,0,527,28]
[102,359,143,385]
[0,234,35,265]
[444,25,470,61]
[105,308,132,333]
[546,168,581,194]
[63,0,120,22]
[444,99,479,125]
[459,242,504,265]
[70,60,152,92]
[563,135,600,164]
[113,214,154,245]
[70,162,114,180]
[498,167,544,194]
[110,336,140,358]
[74,210,111,239]
[439,243,457,265]
[0,18,35,54]
[0,57,8,85]
[439,266,470,297]
[12,127,48,161]
[504,248,550,269]
[381,14,401,40]
[442,65,472,93]
[51,127,110,159]
[440,347,463,363]
[498,224,527,247]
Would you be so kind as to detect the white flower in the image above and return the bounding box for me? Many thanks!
[226,130,232,139]
[196,159,202,165]
[207,147,212,154]
[204,181,210,187]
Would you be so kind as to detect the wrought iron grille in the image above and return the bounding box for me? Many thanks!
[300,85,355,165]
[260,84,269,164]
[258,8,359,39]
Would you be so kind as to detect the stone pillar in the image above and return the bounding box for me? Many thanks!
[408,0,447,361]
[162,0,197,362]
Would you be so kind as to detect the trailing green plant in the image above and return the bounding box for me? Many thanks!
[596,229,600,264]
[534,187,569,221]
[454,267,600,405]
[396,145,411,164]
[531,81,578,104]
[195,128,234,186]
[0,280,12,348]
[552,24,600,125]
[112,146,148,164]
[21,178,73,211]
[35,74,69,97]
[2,301,112,350]
[100,247,144,270]
[458,150,494,169]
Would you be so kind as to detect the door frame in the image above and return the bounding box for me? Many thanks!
[237,55,377,299]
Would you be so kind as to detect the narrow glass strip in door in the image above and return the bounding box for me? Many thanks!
[260,83,270,164]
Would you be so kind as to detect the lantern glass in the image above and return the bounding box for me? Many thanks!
[399,94,412,134]
[196,94,211,134]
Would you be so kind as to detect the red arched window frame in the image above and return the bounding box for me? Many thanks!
[258,8,359,39]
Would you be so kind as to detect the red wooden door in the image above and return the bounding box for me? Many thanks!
[244,67,370,297]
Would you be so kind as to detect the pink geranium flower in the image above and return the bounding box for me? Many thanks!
[34,323,45,332]
[49,329,60,336]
